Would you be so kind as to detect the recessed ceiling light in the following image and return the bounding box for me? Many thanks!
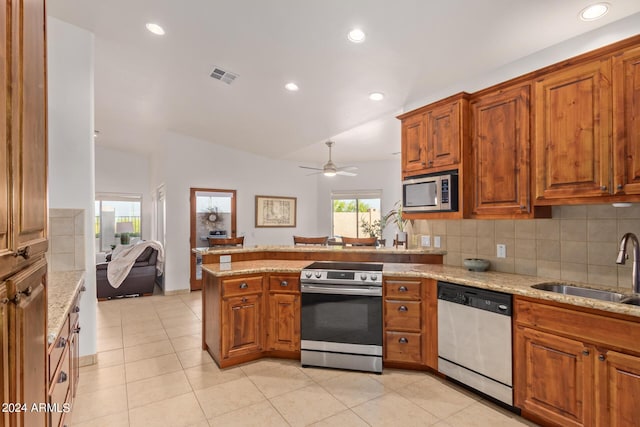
[369,92,384,101]
[145,23,165,35]
[347,28,366,43]
[285,82,299,91]
[579,3,609,21]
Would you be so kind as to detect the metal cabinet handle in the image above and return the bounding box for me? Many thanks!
[600,185,607,191]
[398,286,408,292]
[582,349,590,356]
[398,337,409,344]
[58,371,68,384]
[617,184,623,190]
[241,297,248,303]
[10,286,33,304]
[57,337,67,348]
[239,282,248,289]
[280,281,288,287]
[398,305,408,312]
[599,354,606,362]
[13,246,30,259]
[81,285,86,292]
[73,326,81,334]
[73,306,80,313]
[23,286,33,296]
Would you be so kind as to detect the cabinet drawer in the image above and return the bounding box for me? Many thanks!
[49,346,70,427]
[385,280,421,299]
[269,275,300,292]
[385,331,422,364]
[385,301,421,331]
[222,276,263,296]
[48,316,70,384]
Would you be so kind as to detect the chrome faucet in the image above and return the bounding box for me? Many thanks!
[616,233,640,294]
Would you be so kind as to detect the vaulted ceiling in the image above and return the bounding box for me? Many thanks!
[48,1,640,164]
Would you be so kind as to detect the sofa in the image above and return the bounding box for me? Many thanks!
[96,246,159,300]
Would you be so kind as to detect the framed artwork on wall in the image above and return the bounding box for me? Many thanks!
[255,195,297,227]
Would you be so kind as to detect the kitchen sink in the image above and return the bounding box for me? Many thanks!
[621,295,640,306]
[531,283,629,303]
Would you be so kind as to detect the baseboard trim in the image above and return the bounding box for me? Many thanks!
[164,288,190,296]
[79,354,97,367]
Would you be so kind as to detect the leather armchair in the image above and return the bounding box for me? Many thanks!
[96,247,159,300]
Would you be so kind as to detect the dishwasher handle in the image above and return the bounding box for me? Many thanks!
[437,281,512,316]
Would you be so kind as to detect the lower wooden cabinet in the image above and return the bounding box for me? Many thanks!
[266,274,300,353]
[514,296,640,427]
[222,293,263,360]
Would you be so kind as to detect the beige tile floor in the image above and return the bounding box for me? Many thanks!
[70,290,538,427]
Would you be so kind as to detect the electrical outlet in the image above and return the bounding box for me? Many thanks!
[421,235,431,247]
[497,244,506,258]
[220,255,231,263]
[434,236,441,248]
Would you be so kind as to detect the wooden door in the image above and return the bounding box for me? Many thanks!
[514,326,594,427]
[595,350,640,427]
[0,284,9,427]
[222,293,263,359]
[535,59,612,201]
[9,0,48,263]
[7,261,47,427]
[0,1,11,279]
[613,46,640,195]
[471,85,531,217]
[426,99,463,170]
[267,293,300,352]
[401,113,427,176]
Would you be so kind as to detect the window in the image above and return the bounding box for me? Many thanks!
[95,193,142,252]
[331,190,382,239]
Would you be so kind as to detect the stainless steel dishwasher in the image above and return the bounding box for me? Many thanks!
[437,281,513,406]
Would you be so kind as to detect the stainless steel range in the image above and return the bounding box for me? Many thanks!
[300,261,383,373]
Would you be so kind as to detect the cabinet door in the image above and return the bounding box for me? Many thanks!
[0,0,12,277]
[535,59,612,201]
[9,0,48,261]
[514,326,593,427]
[401,113,427,175]
[0,285,9,427]
[222,293,263,359]
[267,292,300,352]
[613,46,640,195]
[70,318,80,398]
[7,261,47,427]
[596,350,640,427]
[426,100,462,170]
[471,85,531,216]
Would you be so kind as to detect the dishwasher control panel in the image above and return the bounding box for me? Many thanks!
[437,281,512,316]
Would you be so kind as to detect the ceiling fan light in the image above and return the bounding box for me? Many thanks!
[323,171,337,177]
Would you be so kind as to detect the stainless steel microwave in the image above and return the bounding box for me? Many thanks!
[402,172,458,212]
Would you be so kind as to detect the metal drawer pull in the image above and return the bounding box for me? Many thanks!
[13,247,30,259]
[57,337,67,348]
[582,349,590,356]
[398,305,408,312]
[81,285,86,292]
[241,297,248,303]
[73,306,80,313]
[58,371,68,384]
[398,286,408,292]
[280,281,288,287]
[239,282,248,289]
[73,326,81,334]
[10,286,33,304]
[398,337,409,344]
[599,354,606,362]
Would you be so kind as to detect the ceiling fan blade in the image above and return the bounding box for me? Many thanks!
[305,171,323,176]
[337,165,358,171]
[299,165,323,171]
[337,170,358,176]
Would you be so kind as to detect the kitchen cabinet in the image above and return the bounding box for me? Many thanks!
[534,58,612,202]
[382,277,437,369]
[399,93,469,178]
[514,296,640,427]
[266,274,300,353]
[612,45,640,196]
[470,84,550,218]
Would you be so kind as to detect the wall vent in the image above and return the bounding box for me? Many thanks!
[210,67,238,84]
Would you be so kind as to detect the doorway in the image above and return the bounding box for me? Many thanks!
[190,188,237,290]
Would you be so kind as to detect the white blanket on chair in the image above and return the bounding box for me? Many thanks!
[107,240,165,289]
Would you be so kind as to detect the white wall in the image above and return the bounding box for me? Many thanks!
[47,17,96,358]
[95,145,152,239]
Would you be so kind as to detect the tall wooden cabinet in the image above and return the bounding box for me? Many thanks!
[1,1,49,426]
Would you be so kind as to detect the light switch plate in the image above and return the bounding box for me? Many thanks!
[220,255,231,263]
[421,235,431,247]
[434,236,441,248]
[497,244,506,258]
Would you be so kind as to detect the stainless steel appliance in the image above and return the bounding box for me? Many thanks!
[437,281,513,405]
[402,171,458,212]
[300,261,383,373]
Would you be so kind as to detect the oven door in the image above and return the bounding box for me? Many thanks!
[301,284,382,354]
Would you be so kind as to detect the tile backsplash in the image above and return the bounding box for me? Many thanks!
[410,204,640,290]
[48,209,85,272]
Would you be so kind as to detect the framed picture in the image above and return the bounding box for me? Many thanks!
[255,195,297,228]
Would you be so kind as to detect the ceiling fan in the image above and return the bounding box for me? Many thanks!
[299,141,358,177]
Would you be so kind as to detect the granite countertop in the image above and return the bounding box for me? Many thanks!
[194,245,446,256]
[202,260,640,319]
[48,270,85,345]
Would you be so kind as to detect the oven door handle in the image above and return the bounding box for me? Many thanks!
[301,283,382,296]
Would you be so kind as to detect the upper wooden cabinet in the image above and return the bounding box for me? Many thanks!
[0,0,48,279]
[470,84,549,218]
[612,45,640,196]
[399,93,469,178]
[534,58,612,202]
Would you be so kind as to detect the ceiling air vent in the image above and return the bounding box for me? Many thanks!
[210,67,238,85]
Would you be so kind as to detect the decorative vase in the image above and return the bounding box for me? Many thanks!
[397,231,408,243]
[120,233,131,245]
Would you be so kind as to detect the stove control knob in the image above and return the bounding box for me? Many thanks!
[305,271,312,278]
[360,273,368,281]
[370,274,378,281]
[315,272,322,278]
